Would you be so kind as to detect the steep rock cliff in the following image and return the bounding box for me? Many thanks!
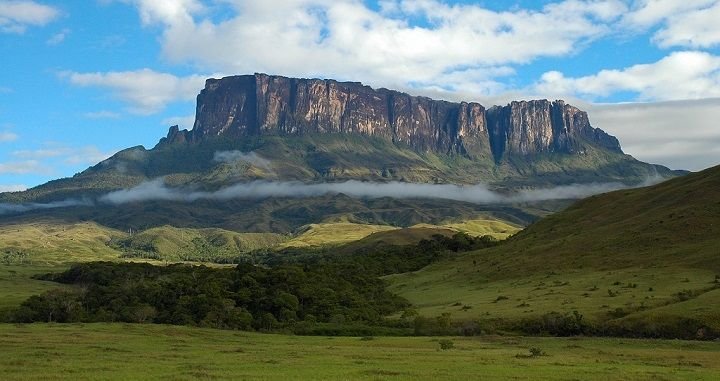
[161,73,621,162]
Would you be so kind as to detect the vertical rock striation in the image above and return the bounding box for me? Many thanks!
[162,73,622,162]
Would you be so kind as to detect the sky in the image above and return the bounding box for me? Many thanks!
[1,0,720,191]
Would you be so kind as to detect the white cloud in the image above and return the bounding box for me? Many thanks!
[623,0,720,48]
[13,144,115,165]
[535,51,720,101]
[99,178,633,205]
[61,69,208,114]
[622,0,716,28]
[0,0,60,33]
[0,184,27,192]
[124,0,626,92]
[46,27,69,45]
[588,99,720,171]
[0,160,47,174]
[83,110,121,119]
[0,131,18,142]
[652,2,720,48]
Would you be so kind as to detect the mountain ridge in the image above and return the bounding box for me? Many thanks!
[160,73,621,163]
[0,73,682,212]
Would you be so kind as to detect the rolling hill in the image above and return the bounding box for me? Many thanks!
[389,164,720,336]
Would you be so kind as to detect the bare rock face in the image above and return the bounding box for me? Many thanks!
[486,100,621,161]
[164,73,621,161]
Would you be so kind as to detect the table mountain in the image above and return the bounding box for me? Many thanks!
[1,73,680,206]
[162,74,620,163]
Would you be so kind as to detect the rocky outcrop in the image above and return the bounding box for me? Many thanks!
[486,100,621,161]
[162,73,622,161]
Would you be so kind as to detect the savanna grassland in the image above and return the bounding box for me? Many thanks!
[1,166,719,380]
[1,323,719,381]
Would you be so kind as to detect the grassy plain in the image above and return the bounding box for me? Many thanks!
[0,323,719,381]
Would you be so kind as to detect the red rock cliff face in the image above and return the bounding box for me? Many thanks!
[486,100,621,161]
[165,74,621,161]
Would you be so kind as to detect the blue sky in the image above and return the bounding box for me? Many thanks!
[2,0,720,191]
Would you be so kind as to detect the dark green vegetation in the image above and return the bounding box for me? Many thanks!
[6,233,495,335]
[1,323,719,381]
[390,165,720,339]
[11,261,408,333]
[262,233,500,277]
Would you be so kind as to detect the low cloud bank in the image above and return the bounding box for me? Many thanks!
[0,199,93,215]
[1,177,664,215]
[99,179,637,205]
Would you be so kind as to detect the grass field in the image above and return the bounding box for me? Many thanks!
[0,265,67,316]
[283,218,521,249]
[0,221,123,264]
[389,265,720,328]
[413,218,521,240]
[0,323,718,381]
[115,225,287,261]
[280,222,400,248]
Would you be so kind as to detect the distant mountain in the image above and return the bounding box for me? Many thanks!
[0,74,688,236]
[1,74,680,206]
[163,73,621,160]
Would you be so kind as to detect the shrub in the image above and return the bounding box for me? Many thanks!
[438,339,454,350]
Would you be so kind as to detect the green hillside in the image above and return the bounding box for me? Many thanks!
[389,166,720,336]
[414,218,521,240]
[0,194,543,234]
[279,222,399,248]
[0,220,123,264]
[113,226,287,262]
[1,134,677,205]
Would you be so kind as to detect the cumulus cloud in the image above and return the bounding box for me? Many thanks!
[98,178,647,206]
[534,51,720,101]
[122,0,626,93]
[213,150,271,169]
[623,0,720,48]
[61,69,208,114]
[0,0,59,33]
